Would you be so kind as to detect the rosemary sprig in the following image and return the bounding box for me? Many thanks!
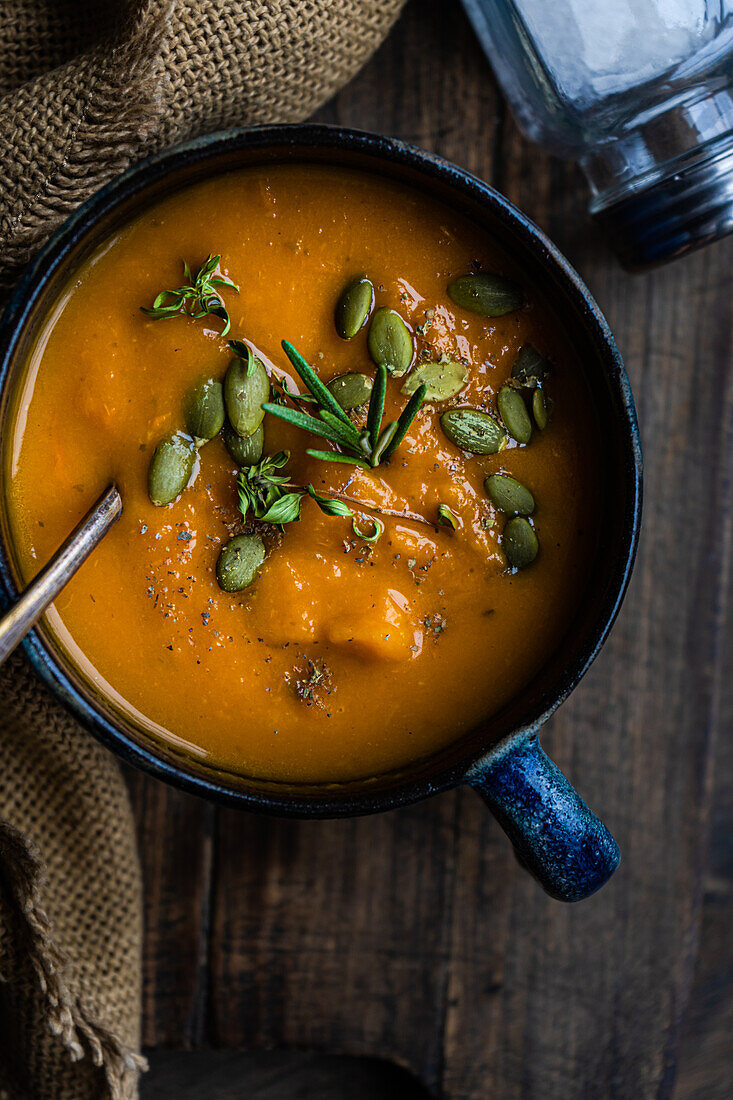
[367,364,388,450]
[279,341,353,427]
[262,340,426,469]
[260,404,355,449]
[381,384,426,462]
[141,254,239,336]
[305,450,370,468]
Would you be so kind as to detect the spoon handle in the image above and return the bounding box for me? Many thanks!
[0,484,122,666]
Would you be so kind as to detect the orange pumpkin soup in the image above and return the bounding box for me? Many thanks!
[4,164,598,782]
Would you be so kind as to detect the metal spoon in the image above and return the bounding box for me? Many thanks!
[0,484,122,665]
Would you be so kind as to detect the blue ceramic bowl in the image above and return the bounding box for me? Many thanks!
[0,126,642,901]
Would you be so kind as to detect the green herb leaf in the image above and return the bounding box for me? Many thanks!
[269,373,318,412]
[238,481,252,521]
[317,407,363,449]
[210,273,238,291]
[307,486,354,518]
[381,382,427,462]
[305,449,371,469]
[236,451,360,530]
[264,450,290,470]
[281,341,353,428]
[352,516,384,542]
[437,503,459,530]
[367,363,388,450]
[259,492,304,524]
[141,254,238,335]
[270,340,426,469]
[371,421,399,466]
[228,339,251,362]
[262,402,350,447]
[237,452,293,523]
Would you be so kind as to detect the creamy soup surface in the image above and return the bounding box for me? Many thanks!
[5,164,599,782]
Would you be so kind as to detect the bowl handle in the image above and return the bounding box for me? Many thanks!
[468,735,620,901]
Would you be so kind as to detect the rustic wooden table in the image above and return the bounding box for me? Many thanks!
[130,2,733,1097]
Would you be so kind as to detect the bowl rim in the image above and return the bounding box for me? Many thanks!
[0,123,643,816]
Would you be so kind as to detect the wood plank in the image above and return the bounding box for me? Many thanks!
[313,0,502,174]
[141,1049,430,1099]
[674,411,733,1100]
[440,110,733,1098]
[135,3,733,1096]
[209,797,460,1093]
[127,768,215,1046]
[208,4,503,1092]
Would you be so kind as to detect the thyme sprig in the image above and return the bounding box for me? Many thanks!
[236,450,378,538]
[236,450,292,522]
[141,254,239,336]
[262,341,427,469]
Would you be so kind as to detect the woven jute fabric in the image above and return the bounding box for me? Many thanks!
[0,2,405,1097]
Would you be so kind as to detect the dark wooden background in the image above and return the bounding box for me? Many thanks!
[129,2,733,1096]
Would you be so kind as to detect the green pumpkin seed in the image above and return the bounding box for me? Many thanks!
[511,344,551,388]
[184,378,225,443]
[497,385,532,444]
[502,517,539,569]
[440,409,506,454]
[447,273,524,317]
[401,359,468,402]
[485,474,535,516]
[335,276,374,340]
[224,349,269,438]
[532,388,552,430]
[367,307,414,376]
[327,372,373,410]
[223,423,264,466]
[216,534,266,592]
[148,431,197,506]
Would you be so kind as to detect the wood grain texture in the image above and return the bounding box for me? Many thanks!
[142,1049,430,1099]
[126,769,215,1046]
[129,0,733,1095]
[440,114,733,1100]
[674,435,733,1100]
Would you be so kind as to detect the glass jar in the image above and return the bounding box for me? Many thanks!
[462,0,733,267]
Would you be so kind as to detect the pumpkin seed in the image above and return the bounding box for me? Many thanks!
[216,534,266,592]
[532,388,552,430]
[327,372,373,410]
[224,349,269,437]
[498,385,532,444]
[148,431,197,506]
[502,517,539,569]
[335,276,374,339]
[511,344,551,388]
[184,377,225,443]
[223,423,264,466]
[447,273,524,317]
[401,359,468,402]
[484,474,535,516]
[367,307,414,376]
[440,409,506,454]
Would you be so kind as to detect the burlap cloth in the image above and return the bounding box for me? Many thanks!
[0,3,405,1097]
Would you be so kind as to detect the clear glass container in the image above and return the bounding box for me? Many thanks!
[462,0,733,267]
